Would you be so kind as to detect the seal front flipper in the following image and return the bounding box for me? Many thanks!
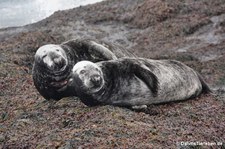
[131,105,160,115]
[132,61,159,96]
[104,58,159,96]
[62,39,121,62]
[88,41,118,60]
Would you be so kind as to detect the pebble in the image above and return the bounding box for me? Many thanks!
[0,134,5,142]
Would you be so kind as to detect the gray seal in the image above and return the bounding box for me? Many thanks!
[71,58,210,108]
[32,39,135,100]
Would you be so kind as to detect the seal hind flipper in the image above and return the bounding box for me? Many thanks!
[197,72,212,94]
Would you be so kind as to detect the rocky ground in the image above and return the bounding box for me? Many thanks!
[0,0,225,148]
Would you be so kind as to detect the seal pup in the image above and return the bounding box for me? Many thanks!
[32,39,135,100]
[71,58,210,108]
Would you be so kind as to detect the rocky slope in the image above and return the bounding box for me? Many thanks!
[0,0,225,148]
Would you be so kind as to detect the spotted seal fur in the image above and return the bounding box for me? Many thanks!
[71,58,210,108]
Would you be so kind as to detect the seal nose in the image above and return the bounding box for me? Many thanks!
[90,75,101,86]
[53,57,66,69]
[48,52,66,70]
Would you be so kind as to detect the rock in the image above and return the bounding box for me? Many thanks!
[0,134,5,142]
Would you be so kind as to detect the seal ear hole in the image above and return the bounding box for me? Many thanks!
[56,49,60,52]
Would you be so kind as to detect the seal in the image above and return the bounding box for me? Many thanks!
[32,39,135,100]
[71,58,211,108]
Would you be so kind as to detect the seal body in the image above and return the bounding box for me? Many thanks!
[72,58,210,107]
[32,39,135,100]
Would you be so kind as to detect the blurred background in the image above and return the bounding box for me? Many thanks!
[0,0,103,28]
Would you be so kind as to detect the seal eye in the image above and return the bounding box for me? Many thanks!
[80,70,86,74]
[56,49,60,52]
[42,54,47,59]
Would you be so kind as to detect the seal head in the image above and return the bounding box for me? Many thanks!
[34,44,68,71]
[72,61,104,94]
[33,44,73,100]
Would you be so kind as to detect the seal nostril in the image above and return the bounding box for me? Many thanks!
[52,57,66,70]
[53,57,60,63]
[90,77,95,82]
[91,75,101,85]
[95,76,100,81]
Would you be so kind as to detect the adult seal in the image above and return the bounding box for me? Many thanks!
[71,58,211,108]
[32,39,135,100]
